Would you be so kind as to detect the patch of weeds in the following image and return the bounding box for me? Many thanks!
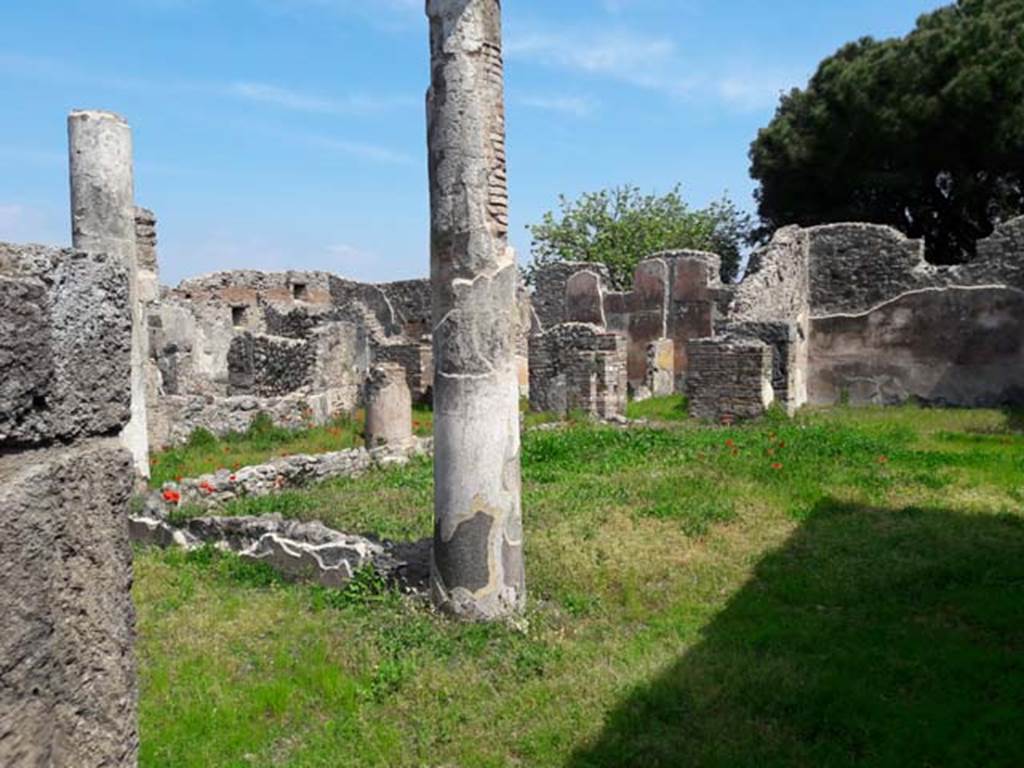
[166,503,207,527]
[639,476,737,536]
[223,490,320,520]
[561,591,602,617]
[626,395,690,422]
[512,639,563,681]
[129,494,147,516]
[367,657,414,700]
[174,544,284,589]
[308,567,395,612]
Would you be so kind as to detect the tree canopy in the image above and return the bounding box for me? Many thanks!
[750,0,1024,263]
[526,185,751,288]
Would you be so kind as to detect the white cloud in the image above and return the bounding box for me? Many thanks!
[506,23,801,112]
[517,94,597,118]
[716,73,795,112]
[305,135,415,166]
[0,204,25,231]
[230,81,416,116]
[506,28,684,92]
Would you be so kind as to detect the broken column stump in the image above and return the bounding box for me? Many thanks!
[364,363,413,449]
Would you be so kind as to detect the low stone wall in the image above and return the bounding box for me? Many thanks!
[151,393,318,446]
[142,437,432,516]
[131,514,430,591]
[687,338,775,422]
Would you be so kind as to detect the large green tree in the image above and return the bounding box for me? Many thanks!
[750,0,1024,262]
[527,185,751,288]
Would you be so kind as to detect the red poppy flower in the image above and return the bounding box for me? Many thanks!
[725,439,735,448]
[771,462,783,471]
[878,455,889,464]
[162,489,181,504]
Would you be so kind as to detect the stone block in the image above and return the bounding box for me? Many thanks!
[0,244,131,446]
[0,439,136,767]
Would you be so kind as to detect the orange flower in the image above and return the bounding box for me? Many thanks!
[162,489,181,504]
[725,439,735,448]
[771,462,783,471]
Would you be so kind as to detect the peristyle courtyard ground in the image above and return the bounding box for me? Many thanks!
[135,400,1024,767]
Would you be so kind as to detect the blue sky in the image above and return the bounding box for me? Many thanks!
[1,0,942,285]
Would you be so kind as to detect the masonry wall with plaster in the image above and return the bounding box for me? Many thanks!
[688,219,1024,421]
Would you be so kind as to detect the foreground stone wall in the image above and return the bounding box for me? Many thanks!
[0,243,137,766]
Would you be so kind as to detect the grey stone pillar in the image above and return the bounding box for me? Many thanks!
[69,110,150,478]
[365,363,413,449]
[0,243,138,767]
[426,0,525,620]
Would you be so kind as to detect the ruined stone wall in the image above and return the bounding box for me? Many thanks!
[702,217,1024,415]
[529,323,628,419]
[147,269,372,447]
[531,261,609,332]
[803,219,1024,406]
[0,242,137,766]
[686,338,774,422]
[531,252,730,394]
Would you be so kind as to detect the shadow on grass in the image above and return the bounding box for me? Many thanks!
[568,498,1024,768]
[1007,406,1024,433]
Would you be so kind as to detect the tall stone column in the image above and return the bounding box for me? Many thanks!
[69,110,150,479]
[426,0,525,620]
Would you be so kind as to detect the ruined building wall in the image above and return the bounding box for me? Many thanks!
[693,217,1024,419]
[529,323,628,419]
[803,220,1024,407]
[531,252,732,396]
[0,242,137,766]
[146,269,374,447]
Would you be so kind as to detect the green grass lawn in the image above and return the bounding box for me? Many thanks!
[134,403,1024,767]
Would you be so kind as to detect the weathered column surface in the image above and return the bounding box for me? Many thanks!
[365,363,413,449]
[69,110,150,478]
[426,0,525,619]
